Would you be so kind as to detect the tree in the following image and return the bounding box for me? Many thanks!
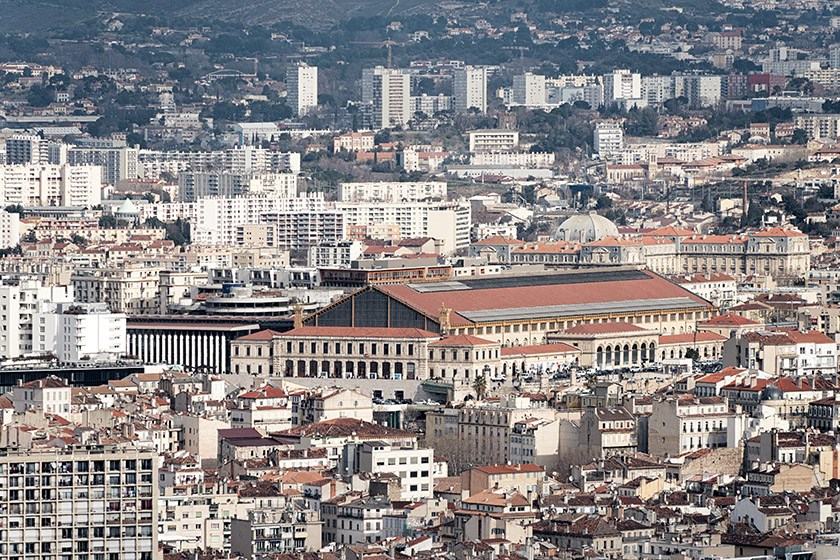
[4,205,23,214]
[790,128,808,145]
[70,233,87,246]
[144,217,165,229]
[685,348,701,361]
[27,86,53,107]
[595,195,612,209]
[98,215,117,229]
[472,375,487,401]
[584,370,598,390]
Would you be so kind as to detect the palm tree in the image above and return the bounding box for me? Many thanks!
[472,375,487,401]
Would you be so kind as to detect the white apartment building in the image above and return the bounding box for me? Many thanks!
[4,134,67,165]
[795,114,840,140]
[470,152,555,167]
[308,240,365,268]
[453,66,487,113]
[468,130,519,153]
[0,209,20,249]
[140,194,341,248]
[234,122,281,146]
[603,69,642,104]
[337,181,447,203]
[33,302,126,363]
[11,375,71,414]
[641,75,675,105]
[512,72,546,106]
[552,83,603,108]
[0,445,158,560]
[345,441,435,500]
[332,132,375,153]
[594,122,624,157]
[684,75,722,108]
[335,200,471,254]
[178,171,297,202]
[72,265,160,315]
[0,164,101,206]
[831,46,840,69]
[616,141,720,165]
[67,144,139,185]
[259,210,346,251]
[649,396,735,456]
[231,506,322,556]
[0,279,73,359]
[670,273,737,308]
[362,67,411,129]
[725,330,837,377]
[139,147,300,177]
[411,93,452,114]
[286,62,319,116]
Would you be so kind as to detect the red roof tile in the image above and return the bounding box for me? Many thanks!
[563,322,650,335]
[659,332,727,345]
[699,313,758,326]
[235,329,283,341]
[281,326,439,339]
[500,343,579,356]
[430,334,496,346]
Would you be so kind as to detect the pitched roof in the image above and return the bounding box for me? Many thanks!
[280,326,440,339]
[474,464,544,475]
[698,313,758,326]
[235,329,283,341]
[500,343,579,356]
[276,418,413,439]
[472,236,524,246]
[751,227,806,238]
[20,376,68,389]
[563,322,650,335]
[463,489,530,507]
[333,269,710,329]
[430,334,496,346]
[658,332,727,345]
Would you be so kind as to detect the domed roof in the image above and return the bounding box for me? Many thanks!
[760,384,783,401]
[556,212,618,243]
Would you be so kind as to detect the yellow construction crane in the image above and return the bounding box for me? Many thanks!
[349,38,403,68]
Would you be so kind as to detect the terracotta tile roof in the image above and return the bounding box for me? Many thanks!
[235,329,283,341]
[583,236,641,247]
[281,326,439,339]
[658,332,727,345]
[372,270,710,328]
[21,376,68,389]
[563,321,650,335]
[512,242,577,254]
[430,334,496,346]
[682,234,748,245]
[500,343,579,356]
[696,367,746,383]
[699,313,758,326]
[276,417,413,439]
[474,464,543,475]
[472,236,524,246]
[463,489,530,507]
[752,227,806,237]
[642,226,695,236]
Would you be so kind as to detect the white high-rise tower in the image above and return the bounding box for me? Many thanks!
[286,63,318,116]
[454,66,487,113]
